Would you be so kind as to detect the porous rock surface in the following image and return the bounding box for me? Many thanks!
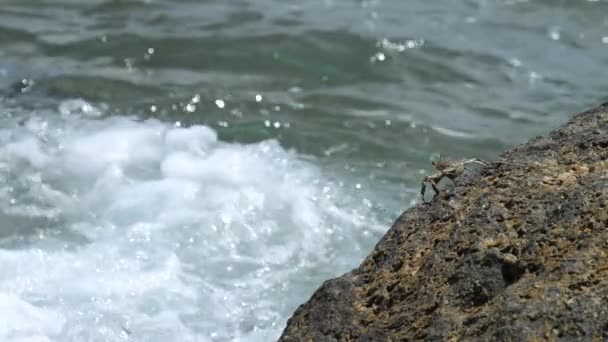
[280,103,608,341]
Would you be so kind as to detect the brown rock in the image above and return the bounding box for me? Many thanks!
[279,102,608,341]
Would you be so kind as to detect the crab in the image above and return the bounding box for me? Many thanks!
[420,157,488,202]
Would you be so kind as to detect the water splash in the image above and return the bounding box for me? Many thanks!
[0,100,385,341]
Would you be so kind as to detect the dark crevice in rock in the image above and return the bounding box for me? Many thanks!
[501,260,524,286]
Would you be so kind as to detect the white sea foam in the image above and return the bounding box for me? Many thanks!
[0,100,386,341]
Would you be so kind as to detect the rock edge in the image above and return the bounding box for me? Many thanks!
[280,102,608,341]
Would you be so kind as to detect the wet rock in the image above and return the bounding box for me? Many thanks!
[280,103,608,341]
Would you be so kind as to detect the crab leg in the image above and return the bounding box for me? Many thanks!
[420,181,426,201]
[421,174,442,202]
[427,176,441,196]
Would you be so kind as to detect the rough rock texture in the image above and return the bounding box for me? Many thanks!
[280,103,608,341]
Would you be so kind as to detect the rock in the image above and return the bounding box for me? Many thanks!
[280,102,608,341]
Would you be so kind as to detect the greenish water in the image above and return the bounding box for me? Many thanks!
[3,1,608,186]
[0,1,607,340]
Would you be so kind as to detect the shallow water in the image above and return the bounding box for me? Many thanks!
[0,0,607,340]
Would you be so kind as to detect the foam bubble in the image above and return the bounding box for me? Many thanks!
[0,292,65,341]
[58,99,105,119]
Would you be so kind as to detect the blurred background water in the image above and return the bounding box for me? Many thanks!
[0,0,607,341]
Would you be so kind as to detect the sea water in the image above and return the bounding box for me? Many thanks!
[1,0,608,341]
